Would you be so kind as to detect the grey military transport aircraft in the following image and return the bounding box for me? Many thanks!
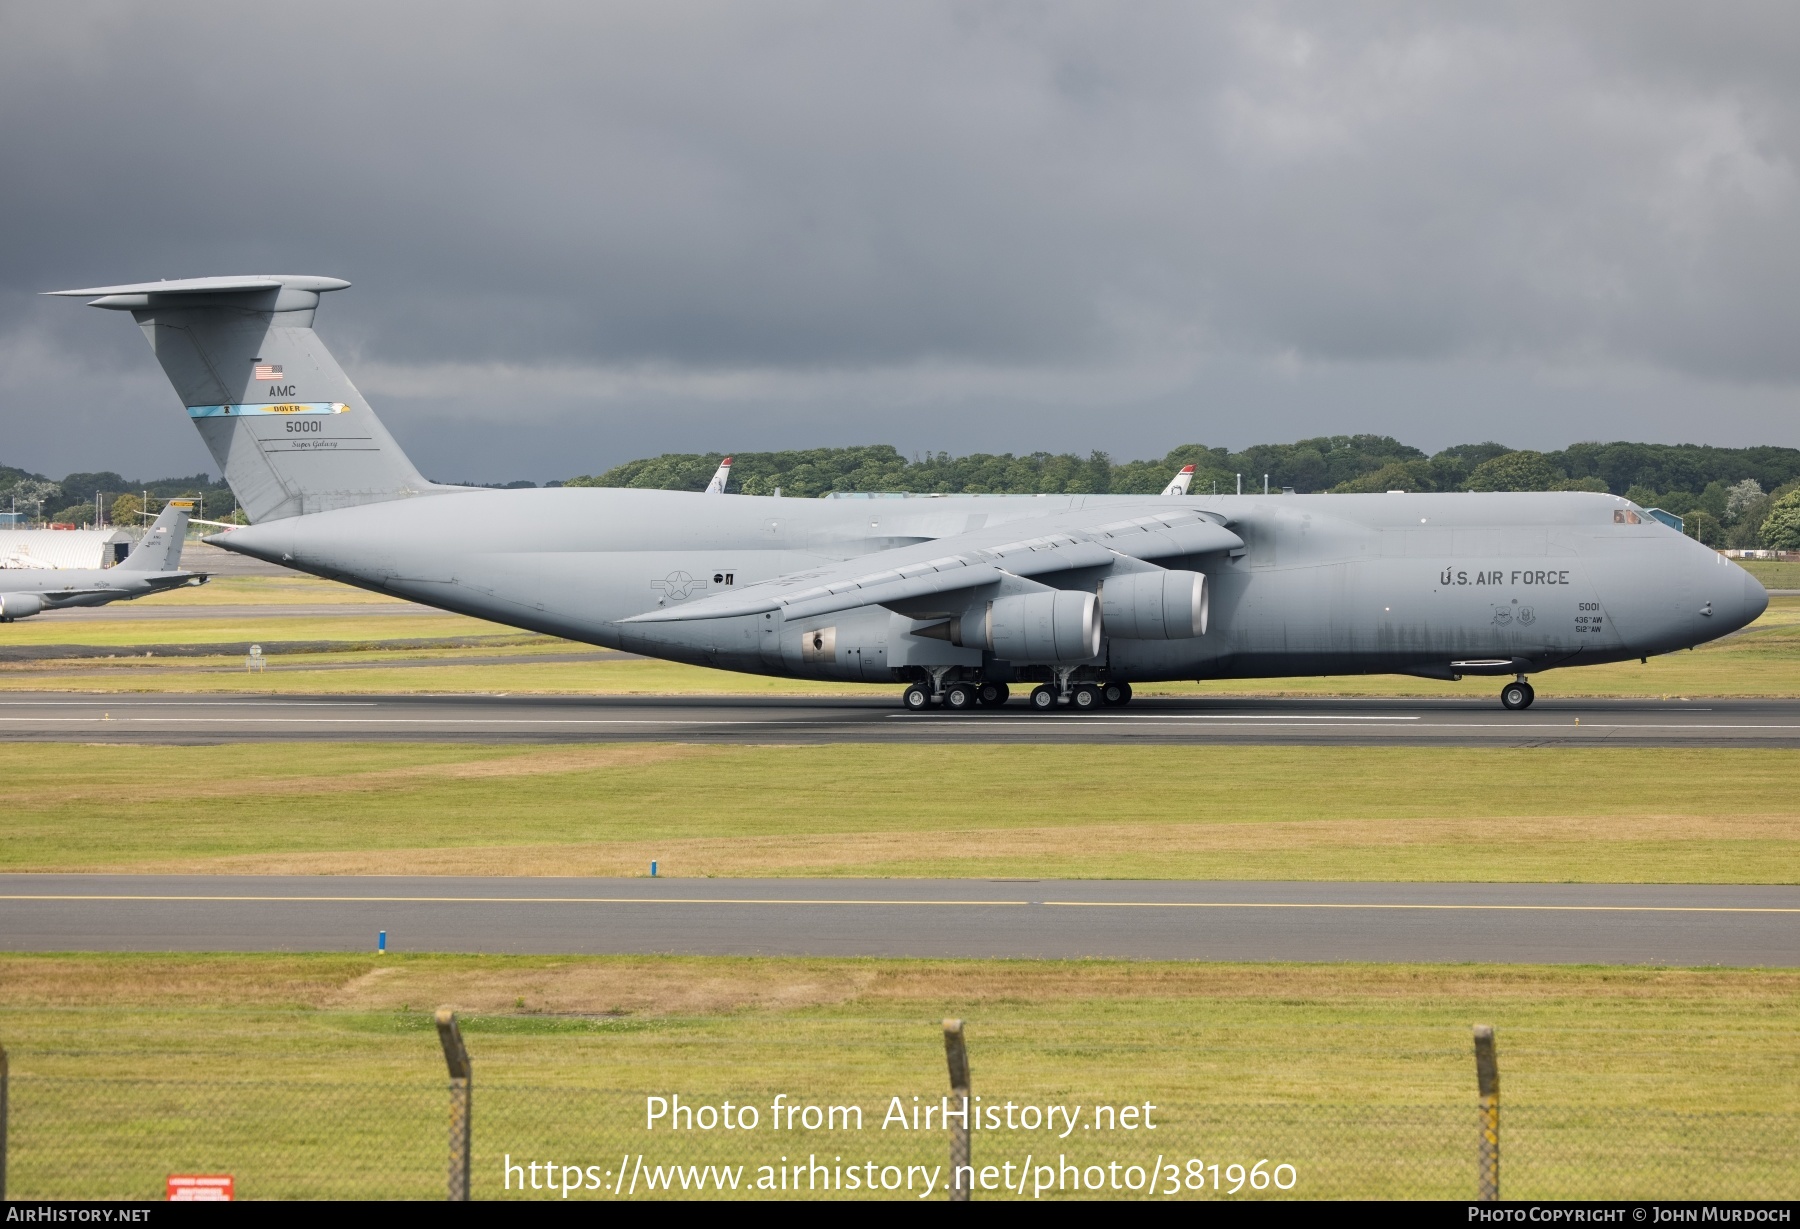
[0,499,204,621]
[50,275,1767,711]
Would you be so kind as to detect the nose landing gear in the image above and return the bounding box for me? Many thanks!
[1500,677,1535,710]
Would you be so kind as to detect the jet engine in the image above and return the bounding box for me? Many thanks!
[1099,569,1208,639]
[931,590,1100,662]
[0,593,45,621]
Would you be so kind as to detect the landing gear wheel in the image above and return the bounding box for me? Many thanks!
[1100,681,1133,707]
[1028,684,1058,712]
[902,683,933,711]
[1070,685,1101,711]
[1500,681,1535,711]
[944,683,978,711]
[977,681,1010,708]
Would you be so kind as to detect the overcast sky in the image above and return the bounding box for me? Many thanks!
[3,2,1798,482]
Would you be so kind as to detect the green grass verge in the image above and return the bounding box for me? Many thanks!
[131,575,416,606]
[0,612,514,648]
[3,955,1795,1199]
[1739,559,1800,588]
[5,743,1795,881]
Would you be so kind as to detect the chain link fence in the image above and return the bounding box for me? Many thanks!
[3,1022,1795,1201]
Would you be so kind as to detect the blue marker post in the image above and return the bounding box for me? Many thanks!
[650,861,658,878]
[378,930,387,954]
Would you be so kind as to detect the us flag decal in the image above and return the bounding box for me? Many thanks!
[253,363,283,380]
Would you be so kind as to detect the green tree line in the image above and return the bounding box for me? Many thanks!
[567,437,1800,549]
[0,466,239,528]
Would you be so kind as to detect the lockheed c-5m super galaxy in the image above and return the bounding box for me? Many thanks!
[51,275,1768,712]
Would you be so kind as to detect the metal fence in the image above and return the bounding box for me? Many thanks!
[2,1021,1795,1201]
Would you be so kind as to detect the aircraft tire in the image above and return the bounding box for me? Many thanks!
[977,681,1010,708]
[1101,681,1132,707]
[944,684,978,711]
[1028,684,1058,712]
[903,683,933,711]
[1500,681,1532,711]
[1070,685,1101,711]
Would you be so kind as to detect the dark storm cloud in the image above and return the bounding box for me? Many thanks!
[2,2,1797,479]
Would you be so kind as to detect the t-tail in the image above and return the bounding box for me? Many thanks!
[48,276,438,523]
[116,498,194,572]
[704,456,733,495]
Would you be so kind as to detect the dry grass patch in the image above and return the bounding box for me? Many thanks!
[3,953,1795,1018]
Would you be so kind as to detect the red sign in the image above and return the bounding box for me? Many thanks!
[167,1174,234,1201]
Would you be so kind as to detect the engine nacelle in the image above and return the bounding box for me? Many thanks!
[0,593,45,621]
[1100,569,1207,639]
[978,590,1100,662]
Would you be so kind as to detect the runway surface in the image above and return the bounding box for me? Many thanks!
[4,691,1800,746]
[3,876,1792,964]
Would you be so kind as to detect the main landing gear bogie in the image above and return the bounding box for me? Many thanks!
[1500,679,1535,711]
[900,678,1125,712]
[943,683,979,711]
[1100,681,1132,707]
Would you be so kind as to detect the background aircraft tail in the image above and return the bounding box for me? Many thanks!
[1161,464,1196,496]
[50,276,437,524]
[117,499,193,572]
[704,456,733,495]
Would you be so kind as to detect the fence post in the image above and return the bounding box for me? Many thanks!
[943,1019,971,1201]
[436,1009,472,1201]
[1474,1024,1499,1201]
[1,1041,9,1202]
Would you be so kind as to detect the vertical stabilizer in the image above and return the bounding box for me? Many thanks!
[704,456,733,495]
[48,277,437,523]
[117,498,193,572]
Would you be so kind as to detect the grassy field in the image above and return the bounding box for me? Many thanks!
[1740,559,1800,588]
[3,954,1794,1199]
[4,742,1795,881]
[125,575,417,606]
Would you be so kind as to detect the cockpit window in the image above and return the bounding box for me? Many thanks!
[1613,509,1641,525]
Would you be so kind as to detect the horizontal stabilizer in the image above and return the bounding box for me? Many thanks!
[46,276,350,309]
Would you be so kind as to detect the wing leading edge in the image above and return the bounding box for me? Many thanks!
[623,508,1242,624]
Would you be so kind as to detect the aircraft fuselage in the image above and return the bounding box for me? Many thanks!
[213,486,1766,687]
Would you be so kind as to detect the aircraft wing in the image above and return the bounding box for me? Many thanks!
[623,507,1241,624]
[35,587,121,601]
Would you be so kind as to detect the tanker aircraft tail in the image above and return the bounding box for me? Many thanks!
[116,499,193,571]
[45,277,437,524]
